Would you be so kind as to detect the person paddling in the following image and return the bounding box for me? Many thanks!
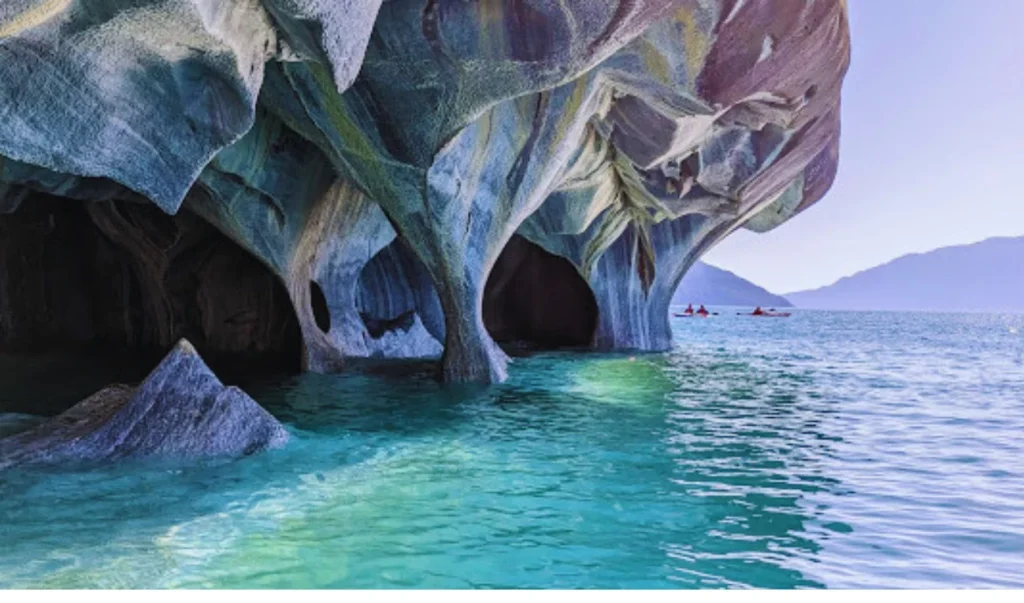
[752,306,765,316]
[683,304,694,315]
[696,305,709,316]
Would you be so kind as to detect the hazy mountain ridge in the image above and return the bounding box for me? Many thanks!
[673,262,792,308]
[786,236,1024,312]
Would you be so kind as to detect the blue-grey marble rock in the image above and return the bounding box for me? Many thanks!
[0,339,288,470]
[0,0,852,384]
[354,239,445,358]
[0,1,282,212]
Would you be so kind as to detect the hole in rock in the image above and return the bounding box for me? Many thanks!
[0,193,303,413]
[310,280,331,333]
[360,309,416,339]
[483,235,598,350]
[355,239,445,344]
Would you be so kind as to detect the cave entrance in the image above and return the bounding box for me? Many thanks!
[0,193,303,378]
[483,235,598,350]
[353,239,445,358]
[310,280,331,334]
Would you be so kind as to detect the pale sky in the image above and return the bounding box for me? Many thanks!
[703,0,1024,294]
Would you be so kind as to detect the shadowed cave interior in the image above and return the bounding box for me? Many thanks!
[483,235,599,350]
[0,193,304,383]
[351,235,599,353]
[310,281,331,334]
[0,194,601,415]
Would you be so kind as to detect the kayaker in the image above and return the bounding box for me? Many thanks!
[696,305,709,316]
[684,304,694,315]
[752,306,765,316]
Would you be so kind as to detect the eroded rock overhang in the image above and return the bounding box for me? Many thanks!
[0,0,851,383]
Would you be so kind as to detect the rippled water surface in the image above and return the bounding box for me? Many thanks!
[2,310,1023,588]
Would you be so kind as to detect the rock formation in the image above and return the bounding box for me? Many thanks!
[0,339,289,469]
[0,1,851,383]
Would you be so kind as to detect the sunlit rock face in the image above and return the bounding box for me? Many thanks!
[0,0,850,384]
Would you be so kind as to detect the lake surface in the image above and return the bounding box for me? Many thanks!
[2,310,1023,588]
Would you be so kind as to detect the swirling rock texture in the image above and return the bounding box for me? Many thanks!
[0,339,289,469]
[0,0,850,384]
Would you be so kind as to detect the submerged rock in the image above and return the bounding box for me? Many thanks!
[0,340,288,470]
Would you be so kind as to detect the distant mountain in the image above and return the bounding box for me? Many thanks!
[786,236,1024,312]
[673,262,792,308]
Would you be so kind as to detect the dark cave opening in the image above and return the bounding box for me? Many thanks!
[483,235,598,350]
[360,309,416,339]
[0,193,304,381]
[310,280,331,333]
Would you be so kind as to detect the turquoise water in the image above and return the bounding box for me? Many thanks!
[1,310,1023,588]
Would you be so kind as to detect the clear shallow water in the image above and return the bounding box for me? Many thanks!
[1,310,1023,588]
